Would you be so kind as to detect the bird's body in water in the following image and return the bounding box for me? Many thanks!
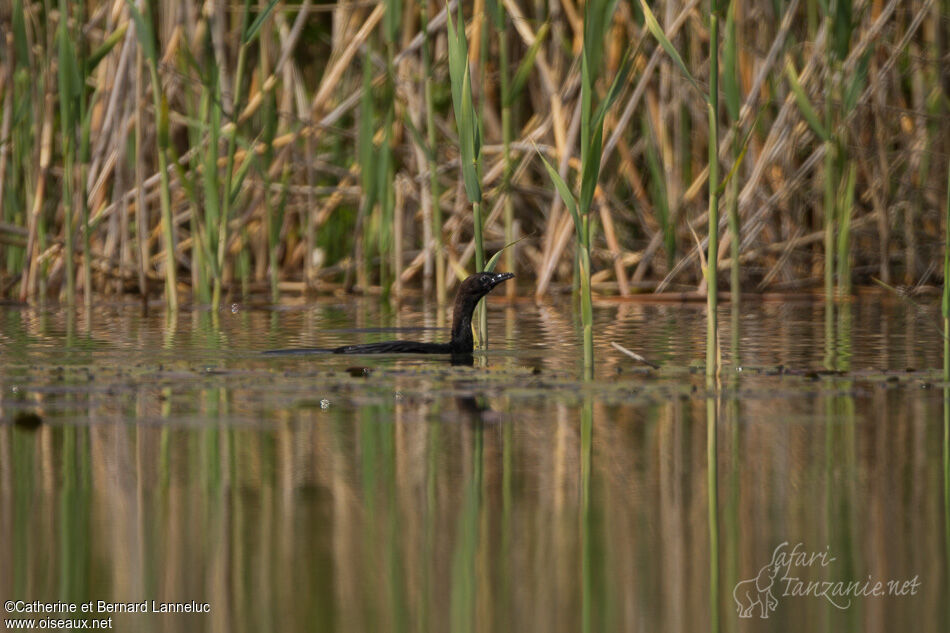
[264,272,514,356]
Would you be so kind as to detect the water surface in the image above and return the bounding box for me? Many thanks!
[1,296,947,632]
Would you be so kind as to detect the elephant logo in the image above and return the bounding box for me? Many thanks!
[733,559,781,618]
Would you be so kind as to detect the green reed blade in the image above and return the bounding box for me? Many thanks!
[128,0,178,310]
[643,114,674,266]
[716,110,765,195]
[57,0,78,304]
[447,4,481,205]
[722,0,740,122]
[579,119,603,223]
[457,65,482,204]
[382,0,399,296]
[583,0,620,76]
[785,59,829,141]
[202,93,222,271]
[242,0,280,45]
[446,0,484,304]
[402,110,435,163]
[379,101,395,293]
[832,0,853,61]
[126,2,156,64]
[836,163,856,295]
[580,48,595,198]
[591,48,633,134]
[537,148,581,238]
[228,139,260,207]
[359,51,377,214]
[485,236,529,272]
[270,166,291,303]
[488,0,502,28]
[843,50,870,113]
[56,0,80,127]
[639,0,702,95]
[823,67,836,308]
[87,24,128,73]
[384,0,403,43]
[12,0,28,63]
[707,0,721,379]
[506,22,549,107]
[446,3,467,111]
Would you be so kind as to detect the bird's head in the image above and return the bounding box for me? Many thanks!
[459,272,515,300]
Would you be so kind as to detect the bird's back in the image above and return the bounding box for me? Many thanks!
[333,340,453,354]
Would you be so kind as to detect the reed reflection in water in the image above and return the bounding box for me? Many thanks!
[0,298,947,632]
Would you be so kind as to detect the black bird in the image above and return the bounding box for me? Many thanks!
[264,272,514,356]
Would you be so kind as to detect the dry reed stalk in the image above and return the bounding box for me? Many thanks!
[532,0,693,297]
[87,24,134,196]
[315,2,455,130]
[311,4,384,119]
[602,0,697,166]
[720,211,879,270]
[712,0,895,274]
[404,80,434,293]
[735,0,924,265]
[650,24,828,292]
[501,0,566,155]
[1,0,947,303]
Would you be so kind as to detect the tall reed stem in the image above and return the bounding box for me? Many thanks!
[57,0,75,305]
[706,0,720,378]
[447,3,485,342]
[498,7,514,298]
[942,160,950,381]
[381,44,397,300]
[541,0,628,378]
[77,0,91,310]
[214,0,255,310]
[151,68,178,311]
[61,131,75,304]
[474,199,486,337]
[580,216,594,378]
[129,0,177,310]
[822,55,836,368]
[724,0,740,312]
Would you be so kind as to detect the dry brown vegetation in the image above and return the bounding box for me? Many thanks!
[0,0,947,307]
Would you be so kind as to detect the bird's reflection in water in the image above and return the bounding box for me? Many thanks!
[449,353,503,422]
[450,353,474,368]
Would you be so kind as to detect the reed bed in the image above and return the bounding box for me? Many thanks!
[0,0,947,308]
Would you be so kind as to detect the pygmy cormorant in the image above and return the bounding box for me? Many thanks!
[264,272,514,356]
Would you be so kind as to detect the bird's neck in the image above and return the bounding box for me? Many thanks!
[449,293,481,353]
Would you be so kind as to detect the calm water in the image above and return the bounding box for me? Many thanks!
[1,295,948,632]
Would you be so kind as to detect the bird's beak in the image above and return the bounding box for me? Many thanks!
[488,272,515,288]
